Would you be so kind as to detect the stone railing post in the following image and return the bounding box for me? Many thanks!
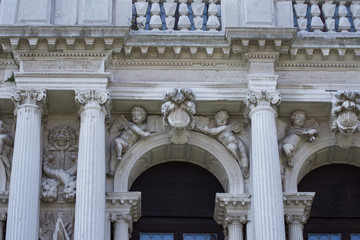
[73,90,110,240]
[245,90,285,240]
[6,89,47,240]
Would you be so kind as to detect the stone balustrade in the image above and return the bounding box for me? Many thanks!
[132,0,221,31]
[293,0,360,32]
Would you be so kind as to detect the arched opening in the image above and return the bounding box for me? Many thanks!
[129,161,225,240]
[298,164,360,240]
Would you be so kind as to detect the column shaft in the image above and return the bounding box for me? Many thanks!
[250,107,285,240]
[228,223,243,240]
[74,104,106,240]
[6,105,43,240]
[114,219,129,240]
[288,223,304,240]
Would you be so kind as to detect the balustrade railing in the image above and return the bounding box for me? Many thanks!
[293,0,360,32]
[132,0,221,31]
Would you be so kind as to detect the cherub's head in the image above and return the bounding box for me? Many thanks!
[214,111,229,127]
[291,111,306,128]
[131,106,147,124]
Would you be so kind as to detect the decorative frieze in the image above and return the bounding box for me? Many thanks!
[162,88,196,144]
[331,91,360,148]
[108,106,150,176]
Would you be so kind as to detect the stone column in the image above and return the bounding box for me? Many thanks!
[74,90,110,240]
[224,215,247,240]
[245,90,285,240]
[111,213,132,240]
[286,214,307,240]
[6,89,47,240]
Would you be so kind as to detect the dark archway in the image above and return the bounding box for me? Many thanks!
[298,164,360,240]
[130,161,225,240]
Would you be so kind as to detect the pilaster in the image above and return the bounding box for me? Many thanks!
[245,90,285,240]
[73,89,110,240]
[6,89,47,240]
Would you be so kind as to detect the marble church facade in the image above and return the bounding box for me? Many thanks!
[0,0,359,239]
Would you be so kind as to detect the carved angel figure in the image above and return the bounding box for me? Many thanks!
[279,111,318,166]
[201,111,249,178]
[0,120,13,173]
[108,106,150,176]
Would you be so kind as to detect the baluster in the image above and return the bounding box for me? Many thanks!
[191,0,205,30]
[294,0,309,31]
[310,0,324,31]
[337,0,351,32]
[149,0,162,29]
[206,0,220,30]
[322,0,336,32]
[178,0,191,30]
[163,0,177,29]
[135,0,149,29]
[350,1,360,31]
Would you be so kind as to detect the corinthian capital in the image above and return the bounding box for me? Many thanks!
[244,90,281,117]
[11,89,47,115]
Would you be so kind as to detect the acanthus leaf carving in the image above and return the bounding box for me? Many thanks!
[331,91,360,148]
[161,87,196,144]
[244,90,281,118]
[197,111,249,178]
[11,89,47,116]
[279,110,318,169]
[108,106,150,177]
[75,90,111,121]
[41,126,78,203]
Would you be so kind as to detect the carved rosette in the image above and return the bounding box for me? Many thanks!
[75,90,111,118]
[244,90,281,118]
[331,91,360,148]
[161,88,196,144]
[11,89,47,116]
[285,214,308,225]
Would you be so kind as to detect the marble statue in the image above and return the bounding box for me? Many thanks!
[108,106,150,176]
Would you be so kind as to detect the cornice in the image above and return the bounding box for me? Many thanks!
[276,62,359,69]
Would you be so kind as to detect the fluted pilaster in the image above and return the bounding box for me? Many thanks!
[245,90,285,240]
[6,89,47,240]
[111,213,132,240]
[74,90,110,240]
[286,214,307,240]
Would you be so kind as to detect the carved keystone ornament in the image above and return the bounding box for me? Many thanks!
[161,87,196,144]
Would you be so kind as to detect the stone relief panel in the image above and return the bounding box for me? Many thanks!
[108,106,151,177]
[0,120,13,176]
[195,111,249,178]
[41,126,78,203]
[161,87,196,144]
[39,212,74,240]
[278,111,318,167]
[331,91,360,148]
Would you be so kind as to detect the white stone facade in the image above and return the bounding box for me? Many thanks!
[0,0,359,239]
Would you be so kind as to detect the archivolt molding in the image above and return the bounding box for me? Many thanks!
[284,134,360,192]
[113,132,244,194]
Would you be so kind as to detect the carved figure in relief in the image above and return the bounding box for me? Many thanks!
[39,212,74,240]
[108,106,150,176]
[279,111,318,167]
[41,126,78,202]
[0,120,13,173]
[201,111,249,178]
[161,88,196,144]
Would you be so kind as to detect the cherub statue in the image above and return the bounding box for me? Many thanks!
[279,111,318,167]
[108,106,150,176]
[0,120,13,173]
[202,111,249,178]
